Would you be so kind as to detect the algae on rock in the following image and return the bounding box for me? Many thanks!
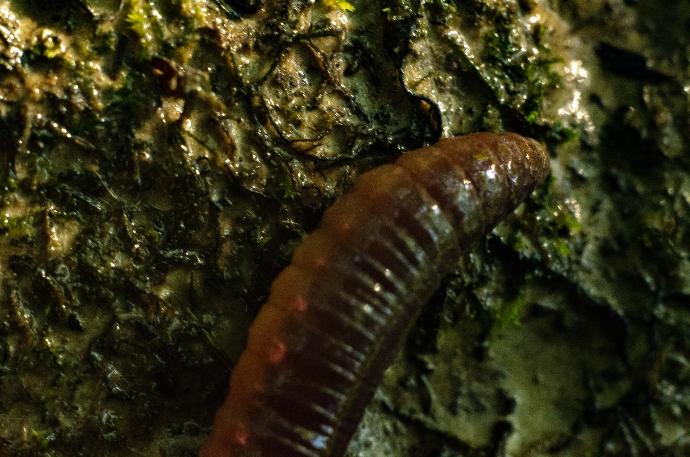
[1,0,689,456]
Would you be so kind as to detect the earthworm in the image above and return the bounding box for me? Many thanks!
[200,132,550,457]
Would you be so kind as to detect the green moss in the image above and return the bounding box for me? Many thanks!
[0,208,39,241]
[280,177,299,200]
[323,0,355,12]
[472,5,564,125]
[178,0,206,22]
[431,0,458,18]
[29,428,54,450]
[548,121,578,143]
[495,294,529,327]
[125,0,164,55]
[24,29,67,66]
[126,0,150,37]
[525,110,539,124]
[42,39,64,59]
[3,1,690,455]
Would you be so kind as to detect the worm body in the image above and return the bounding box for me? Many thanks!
[201,132,549,457]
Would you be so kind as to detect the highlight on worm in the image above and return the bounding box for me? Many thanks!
[201,132,550,457]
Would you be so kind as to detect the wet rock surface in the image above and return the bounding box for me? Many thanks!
[0,1,688,456]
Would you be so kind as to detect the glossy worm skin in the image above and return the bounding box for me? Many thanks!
[201,132,550,457]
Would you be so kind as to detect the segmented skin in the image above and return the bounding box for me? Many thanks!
[200,132,550,457]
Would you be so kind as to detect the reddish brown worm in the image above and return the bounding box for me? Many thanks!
[200,132,550,457]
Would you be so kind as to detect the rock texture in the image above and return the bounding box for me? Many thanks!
[0,1,688,456]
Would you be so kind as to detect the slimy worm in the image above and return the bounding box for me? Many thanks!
[200,132,550,457]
